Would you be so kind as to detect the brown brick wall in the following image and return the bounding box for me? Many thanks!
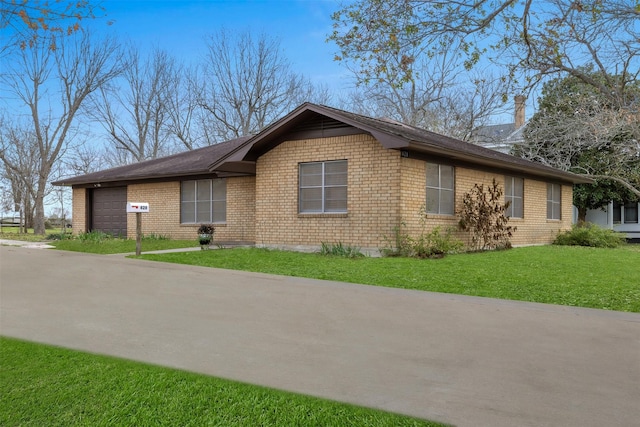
[126,181,181,238]
[255,134,401,249]
[397,163,572,246]
[125,177,256,241]
[255,136,573,250]
[70,135,573,249]
[66,177,255,242]
[71,187,86,235]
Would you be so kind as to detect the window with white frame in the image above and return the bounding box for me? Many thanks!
[614,201,639,224]
[546,183,561,220]
[299,160,347,213]
[625,202,639,223]
[426,163,455,215]
[181,179,226,223]
[505,176,524,218]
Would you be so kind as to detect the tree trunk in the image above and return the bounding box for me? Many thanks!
[33,178,47,235]
[24,197,34,229]
[577,207,587,224]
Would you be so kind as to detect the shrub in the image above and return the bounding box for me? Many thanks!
[46,232,74,241]
[458,179,515,251]
[319,242,365,258]
[197,224,215,235]
[380,221,413,257]
[554,223,626,248]
[77,231,111,243]
[413,226,464,258]
[381,221,463,258]
[142,233,170,241]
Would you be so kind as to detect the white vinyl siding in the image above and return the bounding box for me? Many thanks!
[614,201,639,224]
[299,160,347,213]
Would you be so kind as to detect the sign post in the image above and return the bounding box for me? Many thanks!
[126,202,150,256]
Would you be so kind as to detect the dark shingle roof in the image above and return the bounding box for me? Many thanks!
[211,103,591,184]
[473,123,517,142]
[53,137,250,186]
[55,103,591,187]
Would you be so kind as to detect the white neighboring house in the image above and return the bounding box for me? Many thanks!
[473,96,640,241]
[472,95,527,154]
[582,202,640,242]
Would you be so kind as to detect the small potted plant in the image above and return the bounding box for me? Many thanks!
[197,223,215,249]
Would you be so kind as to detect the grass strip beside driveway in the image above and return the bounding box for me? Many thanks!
[52,239,198,254]
[140,245,640,312]
[0,337,444,427]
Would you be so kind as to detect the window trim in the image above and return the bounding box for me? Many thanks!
[426,163,455,215]
[624,202,639,224]
[180,178,227,224]
[615,201,639,224]
[546,183,562,220]
[298,160,348,214]
[505,176,524,219]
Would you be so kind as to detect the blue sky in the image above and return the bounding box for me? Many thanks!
[97,0,349,90]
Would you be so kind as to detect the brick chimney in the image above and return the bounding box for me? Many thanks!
[514,95,525,128]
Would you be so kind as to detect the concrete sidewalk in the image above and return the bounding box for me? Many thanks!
[1,246,639,427]
[0,238,55,249]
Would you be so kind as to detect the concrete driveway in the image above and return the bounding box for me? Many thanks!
[1,245,639,427]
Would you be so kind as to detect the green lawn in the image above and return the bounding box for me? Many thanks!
[140,245,640,312]
[51,238,199,254]
[0,228,52,242]
[1,229,199,253]
[0,337,443,427]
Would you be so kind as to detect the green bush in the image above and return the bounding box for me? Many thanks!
[45,232,74,240]
[381,223,463,258]
[142,233,170,241]
[77,231,112,243]
[380,222,413,257]
[408,226,464,258]
[381,222,411,257]
[319,242,365,258]
[554,223,626,248]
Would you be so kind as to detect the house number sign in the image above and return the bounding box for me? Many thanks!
[126,202,150,213]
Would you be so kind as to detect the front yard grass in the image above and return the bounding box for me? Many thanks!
[140,245,640,312]
[0,337,443,427]
[0,227,51,242]
[51,238,198,254]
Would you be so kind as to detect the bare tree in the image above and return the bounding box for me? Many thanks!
[65,143,106,176]
[198,29,329,142]
[89,46,180,163]
[1,30,122,234]
[344,57,506,140]
[0,120,39,229]
[0,0,105,52]
[164,66,204,150]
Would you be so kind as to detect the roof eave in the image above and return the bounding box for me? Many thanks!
[406,141,593,184]
[52,170,245,187]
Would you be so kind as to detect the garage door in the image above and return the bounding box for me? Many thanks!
[91,187,127,237]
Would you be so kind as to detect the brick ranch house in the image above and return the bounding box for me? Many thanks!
[54,103,591,252]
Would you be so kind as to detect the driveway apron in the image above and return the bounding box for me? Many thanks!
[1,246,639,427]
